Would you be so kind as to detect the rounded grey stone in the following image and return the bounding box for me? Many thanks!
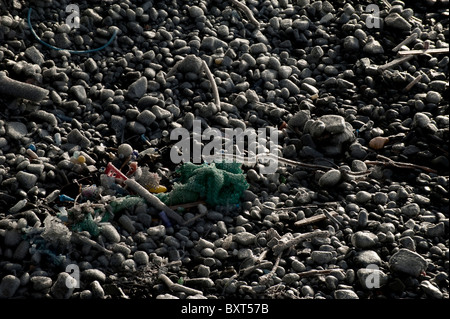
[351,231,379,249]
[333,289,359,299]
[0,275,21,298]
[311,251,334,264]
[318,169,342,188]
[100,224,121,243]
[401,203,420,217]
[81,269,106,283]
[30,276,53,291]
[234,232,256,246]
[389,248,428,277]
[354,250,382,267]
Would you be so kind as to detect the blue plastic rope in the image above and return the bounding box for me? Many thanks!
[27,7,118,54]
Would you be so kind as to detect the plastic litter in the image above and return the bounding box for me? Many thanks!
[105,162,128,183]
[159,211,172,228]
[155,162,249,207]
[59,194,75,202]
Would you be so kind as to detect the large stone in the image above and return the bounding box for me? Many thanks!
[127,77,148,100]
[385,13,412,31]
[16,171,38,190]
[389,248,428,277]
[318,169,342,188]
[6,122,27,140]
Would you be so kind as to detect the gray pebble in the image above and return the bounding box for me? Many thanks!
[333,289,359,299]
[426,91,442,104]
[351,231,379,249]
[81,269,106,283]
[137,110,157,126]
[147,225,166,237]
[91,280,105,299]
[363,38,384,54]
[343,36,359,51]
[214,247,229,260]
[133,251,149,266]
[354,250,382,267]
[389,248,428,277]
[420,280,443,299]
[318,169,342,188]
[4,229,21,247]
[0,275,21,298]
[280,79,300,95]
[426,222,445,238]
[100,224,121,243]
[385,13,412,31]
[234,232,256,246]
[250,43,268,55]
[401,203,420,217]
[151,105,171,120]
[25,46,44,66]
[178,55,203,74]
[118,215,135,234]
[399,236,416,251]
[355,191,372,204]
[311,251,334,265]
[30,276,53,291]
[50,272,76,299]
[6,122,27,140]
[188,6,204,18]
[127,77,148,100]
[320,115,346,134]
[70,85,87,104]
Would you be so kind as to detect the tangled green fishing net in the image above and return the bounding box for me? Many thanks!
[156,162,249,206]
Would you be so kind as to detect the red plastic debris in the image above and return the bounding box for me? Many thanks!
[105,162,128,182]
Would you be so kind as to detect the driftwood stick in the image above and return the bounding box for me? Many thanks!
[272,230,330,255]
[294,212,338,227]
[231,0,261,29]
[259,253,282,285]
[124,179,185,225]
[377,55,413,71]
[240,261,273,278]
[298,269,337,278]
[201,60,221,111]
[392,33,418,52]
[397,47,449,56]
[364,155,437,174]
[403,74,423,92]
[159,273,203,295]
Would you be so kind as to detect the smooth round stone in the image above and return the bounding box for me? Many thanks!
[389,248,428,277]
[351,231,379,249]
[318,169,342,188]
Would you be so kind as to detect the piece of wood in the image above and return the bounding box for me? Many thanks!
[272,230,330,255]
[159,274,203,295]
[397,47,449,56]
[392,33,419,52]
[377,55,414,71]
[403,74,423,92]
[294,211,338,227]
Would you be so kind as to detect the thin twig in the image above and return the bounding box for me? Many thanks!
[403,74,422,92]
[272,230,330,255]
[124,179,185,225]
[159,273,203,295]
[240,261,273,278]
[364,154,438,174]
[397,47,449,56]
[294,212,338,227]
[259,253,282,285]
[392,33,418,52]
[201,60,221,111]
[298,269,337,278]
[377,55,413,71]
[230,0,261,29]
